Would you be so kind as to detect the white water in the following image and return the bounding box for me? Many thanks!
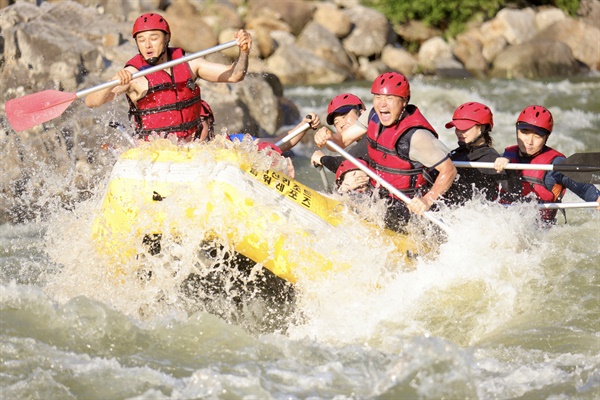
[1,77,599,399]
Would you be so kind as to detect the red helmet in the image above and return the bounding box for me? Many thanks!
[516,105,553,135]
[445,102,494,130]
[132,13,170,38]
[257,142,283,155]
[371,72,410,99]
[335,159,368,185]
[326,94,365,125]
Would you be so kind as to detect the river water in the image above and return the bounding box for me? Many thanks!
[1,76,599,399]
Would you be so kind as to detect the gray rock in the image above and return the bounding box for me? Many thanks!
[491,39,582,79]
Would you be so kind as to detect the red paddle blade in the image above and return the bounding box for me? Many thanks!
[5,90,77,132]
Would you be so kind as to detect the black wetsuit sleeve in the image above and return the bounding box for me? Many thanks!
[320,155,345,173]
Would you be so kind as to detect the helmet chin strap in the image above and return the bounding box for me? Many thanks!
[145,47,166,65]
[143,38,169,66]
[393,106,407,126]
[463,133,483,148]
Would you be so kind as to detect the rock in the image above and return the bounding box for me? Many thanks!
[358,57,389,82]
[235,73,284,136]
[479,19,509,63]
[435,59,472,79]
[165,2,218,52]
[246,16,292,34]
[266,42,350,86]
[380,45,417,77]
[394,20,442,44]
[342,5,392,58]
[418,36,454,74]
[246,0,315,36]
[493,7,537,45]
[269,29,296,48]
[491,39,582,79]
[534,18,600,70]
[578,0,600,27]
[249,27,276,59]
[453,31,489,78]
[535,7,566,31]
[313,3,352,39]
[297,21,354,74]
[198,1,244,32]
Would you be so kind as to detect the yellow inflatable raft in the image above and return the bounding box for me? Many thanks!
[91,140,421,284]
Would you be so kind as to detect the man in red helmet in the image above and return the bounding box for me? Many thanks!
[311,93,370,192]
[85,13,252,142]
[444,102,518,205]
[315,73,457,230]
[494,105,600,222]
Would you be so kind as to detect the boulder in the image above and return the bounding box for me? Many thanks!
[381,45,418,77]
[578,0,600,27]
[297,21,354,74]
[535,7,566,31]
[313,3,352,39]
[479,19,509,63]
[491,39,582,79]
[358,57,389,82]
[266,42,350,86]
[534,18,600,70]
[394,20,442,44]
[493,7,537,45]
[246,0,315,36]
[453,31,489,78]
[418,36,454,74]
[165,2,218,52]
[235,73,284,136]
[342,5,392,58]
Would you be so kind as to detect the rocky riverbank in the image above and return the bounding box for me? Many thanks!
[0,0,598,224]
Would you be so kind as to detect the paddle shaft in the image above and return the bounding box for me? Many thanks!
[275,122,310,147]
[536,202,598,210]
[326,140,451,233]
[318,166,330,192]
[76,41,238,99]
[453,160,598,173]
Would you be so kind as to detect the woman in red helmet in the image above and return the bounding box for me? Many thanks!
[494,105,600,223]
[444,102,518,205]
[85,13,252,142]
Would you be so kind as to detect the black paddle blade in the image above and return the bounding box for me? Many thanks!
[558,152,600,184]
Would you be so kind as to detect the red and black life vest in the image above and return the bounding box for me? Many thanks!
[366,105,438,196]
[126,48,203,139]
[504,145,567,221]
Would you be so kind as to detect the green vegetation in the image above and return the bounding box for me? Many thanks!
[362,0,581,38]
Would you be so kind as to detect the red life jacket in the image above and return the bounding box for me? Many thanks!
[126,48,203,140]
[366,105,438,196]
[504,145,566,221]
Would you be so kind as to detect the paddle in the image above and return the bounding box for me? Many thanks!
[536,202,599,210]
[5,41,238,132]
[453,152,600,184]
[317,166,330,192]
[275,121,310,148]
[325,140,451,233]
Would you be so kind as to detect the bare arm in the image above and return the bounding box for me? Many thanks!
[408,158,457,215]
[277,113,321,152]
[191,29,252,83]
[85,68,138,108]
[314,122,367,150]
